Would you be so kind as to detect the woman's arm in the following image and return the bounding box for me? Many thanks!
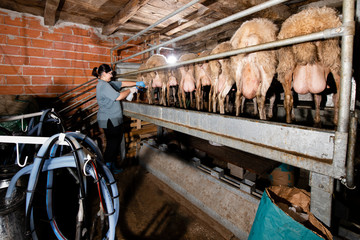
[115,88,132,101]
[121,81,137,87]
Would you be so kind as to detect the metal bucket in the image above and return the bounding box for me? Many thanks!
[0,165,26,240]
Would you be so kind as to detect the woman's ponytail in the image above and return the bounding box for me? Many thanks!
[92,67,99,77]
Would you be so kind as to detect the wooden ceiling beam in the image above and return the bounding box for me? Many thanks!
[44,0,61,26]
[102,0,150,36]
[0,1,43,17]
[160,7,213,36]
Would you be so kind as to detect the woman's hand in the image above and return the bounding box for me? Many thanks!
[136,81,146,88]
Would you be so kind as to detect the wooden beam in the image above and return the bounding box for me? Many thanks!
[0,1,43,17]
[44,0,60,26]
[160,7,213,36]
[102,0,150,36]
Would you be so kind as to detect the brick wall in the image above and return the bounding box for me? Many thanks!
[0,8,135,97]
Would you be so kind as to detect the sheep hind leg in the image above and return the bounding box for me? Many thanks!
[212,90,217,113]
[282,75,294,123]
[196,86,201,110]
[235,90,242,116]
[314,94,322,127]
[268,93,276,119]
[256,95,266,120]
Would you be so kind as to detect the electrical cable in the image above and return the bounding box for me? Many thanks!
[5,132,119,240]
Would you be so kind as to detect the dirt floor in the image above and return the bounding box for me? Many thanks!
[112,164,236,240]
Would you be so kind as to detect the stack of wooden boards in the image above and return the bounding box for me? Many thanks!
[124,117,158,158]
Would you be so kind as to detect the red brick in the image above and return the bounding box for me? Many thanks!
[42,32,63,41]
[73,77,90,84]
[3,55,29,65]
[84,69,93,77]
[52,59,71,68]
[66,69,85,76]
[99,55,111,62]
[28,19,47,31]
[0,75,5,84]
[0,65,21,74]
[6,75,31,84]
[48,85,67,93]
[24,85,48,95]
[46,68,66,76]
[0,25,19,35]
[53,26,73,35]
[7,36,31,46]
[72,28,90,37]
[0,35,6,44]
[23,66,45,75]
[29,57,51,66]
[83,37,97,45]
[98,40,113,48]
[0,15,4,24]
[54,77,74,84]
[0,45,21,55]
[4,15,26,27]
[73,44,91,53]
[44,49,65,58]
[54,42,74,51]
[0,86,23,94]
[65,51,83,60]
[19,28,42,38]
[89,46,106,55]
[83,53,99,61]
[63,34,83,44]
[71,60,89,69]
[32,76,52,85]
[32,39,53,48]
[21,47,44,57]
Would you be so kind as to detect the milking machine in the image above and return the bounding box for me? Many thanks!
[0,109,119,240]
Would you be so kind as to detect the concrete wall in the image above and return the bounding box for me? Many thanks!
[139,142,260,240]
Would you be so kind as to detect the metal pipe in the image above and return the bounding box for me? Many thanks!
[56,78,97,100]
[83,111,98,121]
[62,86,96,104]
[58,81,97,103]
[346,112,357,188]
[58,92,96,113]
[114,0,289,64]
[0,111,45,122]
[118,27,344,76]
[337,0,355,132]
[110,0,201,52]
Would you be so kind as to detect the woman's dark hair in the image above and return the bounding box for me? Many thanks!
[92,64,112,78]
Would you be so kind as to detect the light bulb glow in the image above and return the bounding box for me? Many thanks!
[167,55,177,64]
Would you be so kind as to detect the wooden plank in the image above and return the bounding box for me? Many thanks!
[102,0,150,35]
[129,125,158,137]
[44,0,60,26]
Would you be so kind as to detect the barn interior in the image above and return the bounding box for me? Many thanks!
[0,0,360,239]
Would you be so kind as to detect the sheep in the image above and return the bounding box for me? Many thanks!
[178,53,198,109]
[209,41,234,114]
[167,68,180,107]
[137,62,152,104]
[195,50,212,111]
[277,7,341,126]
[230,18,278,120]
[145,54,169,106]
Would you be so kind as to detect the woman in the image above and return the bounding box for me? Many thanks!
[92,64,145,173]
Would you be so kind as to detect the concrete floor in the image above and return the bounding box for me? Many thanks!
[112,164,236,240]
